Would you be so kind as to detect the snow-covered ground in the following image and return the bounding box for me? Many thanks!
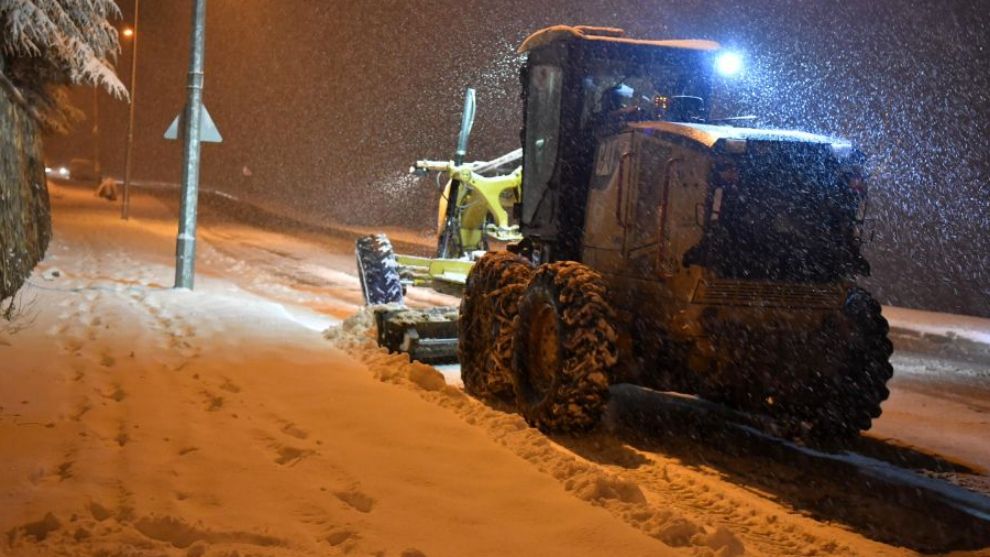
[884,306,990,347]
[1,184,987,556]
[874,309,990,473]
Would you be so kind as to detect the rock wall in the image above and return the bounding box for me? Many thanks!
[0,87,51,301]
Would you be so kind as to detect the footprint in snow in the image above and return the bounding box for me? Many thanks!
[334,489,375,513]
[326,528,358,547]
[274,445,313,466]
[280,422,309,440]
[219,377,241,393]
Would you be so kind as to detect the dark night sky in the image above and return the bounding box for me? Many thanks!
[45,0,990,317]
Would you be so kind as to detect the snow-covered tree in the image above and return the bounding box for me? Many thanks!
[0,0,127,132]
[1,1,127,306]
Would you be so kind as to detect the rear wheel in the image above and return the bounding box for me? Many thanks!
[459,252,533,401]
[511,262,617,433]
[810,287,893,438]
[355,234,403,305]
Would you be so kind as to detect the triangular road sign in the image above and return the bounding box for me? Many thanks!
[164,104,223,142]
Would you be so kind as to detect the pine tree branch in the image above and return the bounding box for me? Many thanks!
[0,0,127,127]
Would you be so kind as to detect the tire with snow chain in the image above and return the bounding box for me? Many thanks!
[355,234,403,305]
[809,287,894,439]
[459,251,533,401]
[511,261,618,433]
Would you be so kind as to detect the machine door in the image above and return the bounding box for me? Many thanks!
[622,138,675,278]
[582,133,634,270]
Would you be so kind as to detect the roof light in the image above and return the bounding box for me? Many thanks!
[715,51,743,76]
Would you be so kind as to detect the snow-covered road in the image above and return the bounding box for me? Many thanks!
[2,183,987,556]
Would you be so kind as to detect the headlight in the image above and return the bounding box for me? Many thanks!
[715,51,743,76]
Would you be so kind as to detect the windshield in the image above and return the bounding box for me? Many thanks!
[578,49,713,133]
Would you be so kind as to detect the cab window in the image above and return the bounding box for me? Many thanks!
[522,64,563,223]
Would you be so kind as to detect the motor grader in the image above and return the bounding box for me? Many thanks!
[356,25,892,439]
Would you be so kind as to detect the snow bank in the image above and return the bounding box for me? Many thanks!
[323,313,751,555]
[323,307,461,393]
[324,310,907,557]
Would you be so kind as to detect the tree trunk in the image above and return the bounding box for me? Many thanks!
[0,72,51,301]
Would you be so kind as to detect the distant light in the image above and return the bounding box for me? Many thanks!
[58,167,69,177]
[715,51,743,76]
[45,166,52,174]
[122,28,134,38]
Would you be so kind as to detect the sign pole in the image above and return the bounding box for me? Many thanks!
[174,0,207,289]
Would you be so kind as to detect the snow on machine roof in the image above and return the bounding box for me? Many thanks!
[518,25,721,54]
[631,121,853,150]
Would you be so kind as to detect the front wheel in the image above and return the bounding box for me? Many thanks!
[511,262,618,433]
[355,234,403,305]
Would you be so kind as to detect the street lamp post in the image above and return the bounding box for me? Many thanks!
[121,0,140,220]
[92,87,100,184]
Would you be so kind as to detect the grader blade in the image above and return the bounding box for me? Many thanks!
[372,306,460,364]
